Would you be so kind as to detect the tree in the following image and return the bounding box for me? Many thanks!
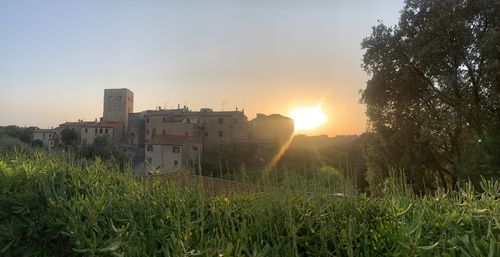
[361,0,499,190]
[60,128,78,147]
[79,136,131,171]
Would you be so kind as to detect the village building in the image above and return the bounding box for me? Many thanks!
[142,107,248,148]
[145,135,203,173]
[32,129,58,151]
[248,113,294,145]
[80,121,124,145]
[35,88,295,175]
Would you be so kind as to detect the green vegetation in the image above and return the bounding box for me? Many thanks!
[0,126,39,154]
[1,152,499,256]
[361,0,500,190]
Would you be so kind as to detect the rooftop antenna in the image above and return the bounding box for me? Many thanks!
[221,101,227,111]
[183,99,190,110]
[163,102,167,110]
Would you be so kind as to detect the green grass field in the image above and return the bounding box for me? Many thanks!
[1,152,499,256]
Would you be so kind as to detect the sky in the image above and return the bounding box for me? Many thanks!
[0,0,404,136]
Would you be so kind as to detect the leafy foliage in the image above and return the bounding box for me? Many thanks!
[361,0,500,190]
[78,136,131,171]
[0,152,498,256]
[60,128,79,147]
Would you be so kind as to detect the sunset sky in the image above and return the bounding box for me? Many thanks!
[0,0,403,136]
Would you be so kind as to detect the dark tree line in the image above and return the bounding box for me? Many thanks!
[361,0,499,190]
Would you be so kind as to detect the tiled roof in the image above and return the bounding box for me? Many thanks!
[33,129,57,133]
[80,122,123,128]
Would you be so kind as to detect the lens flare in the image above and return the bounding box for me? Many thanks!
[290,105,326,132]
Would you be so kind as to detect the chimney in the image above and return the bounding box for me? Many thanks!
[236,107,238,111]
[178,104,180,109]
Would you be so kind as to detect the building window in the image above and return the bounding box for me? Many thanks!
[146,118,150,123]
[109,96,113,101]
[204,132,208,137]
[192,146,198,151]
[95,128,97,133]
[99,128,103,134]
[172,146,180,153]
[232,118,238,124]
[146,129,149,135]
[105,128,108,134]
[174,160,178,166]
[162,129,165,135]
[84,128,88,133]
[218,131,223,137]
[218,117,224,124]
[152,128,156,136]
[118,96,122,101]
[163,117,166,122]
[147,157,152,163]
[185,132,188,136]
[146,145,153,152]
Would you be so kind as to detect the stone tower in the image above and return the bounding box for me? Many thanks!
[103,88,134,130]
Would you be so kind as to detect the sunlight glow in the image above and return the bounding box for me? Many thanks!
[290,105,327,132]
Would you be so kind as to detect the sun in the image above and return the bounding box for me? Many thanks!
[290,105,326,132]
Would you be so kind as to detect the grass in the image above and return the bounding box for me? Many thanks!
[0,151,499,256]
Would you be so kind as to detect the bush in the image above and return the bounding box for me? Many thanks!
[0,152,499,256]
[0,136,30,154]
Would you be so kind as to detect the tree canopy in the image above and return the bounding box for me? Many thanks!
[361,0,499,190]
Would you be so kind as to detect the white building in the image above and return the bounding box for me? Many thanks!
[145,135,202,174]
[32,129,58,151]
